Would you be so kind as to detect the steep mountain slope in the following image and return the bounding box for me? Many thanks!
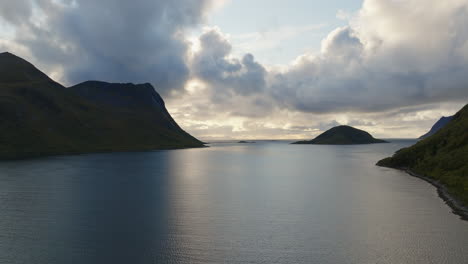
[0,52,203,159]
[293,125,387,145]
[419,116,454,139]
[69,81,199,141]
[0,52,53,83]
[377,104,468,206]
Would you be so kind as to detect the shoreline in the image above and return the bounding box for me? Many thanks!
[382,166,468,221]
[0,144,208,161]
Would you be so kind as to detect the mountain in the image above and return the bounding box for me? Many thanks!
[0,52,203,159]
[69,81,191,136]
[292,125,388,145]
[377,104,468,207]
[419,116,454,139]
[0,52,53,83]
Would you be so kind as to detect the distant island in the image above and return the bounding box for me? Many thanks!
[292,125,388,145]
[377,104,468,218]
[419,115,454,139]
[238,141,256,144]
[0,52,204,159]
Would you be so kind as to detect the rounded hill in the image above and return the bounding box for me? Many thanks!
[293,125,388,145]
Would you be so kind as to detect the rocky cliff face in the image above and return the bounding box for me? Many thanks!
[70,81,183,131]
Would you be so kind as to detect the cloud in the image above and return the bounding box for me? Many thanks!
[175,0,468,139]
[0,0,32,25]
[0,0,217,95]
[270,3,468,113]
[191,27,267,98]
[190,0,468,115]
[1,0,468,139]
[230,23,326,56]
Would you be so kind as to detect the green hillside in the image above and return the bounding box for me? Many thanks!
[293,125,387,145]
[377,104,468,205]
[0,52,204,159]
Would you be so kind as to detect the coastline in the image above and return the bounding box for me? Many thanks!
[381,166,468,221]
[0,144,208,161]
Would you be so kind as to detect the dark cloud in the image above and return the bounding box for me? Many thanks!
[288,119,374,133]
[0,0,32,24]
[317,120,341,131]
[229,96,274,118]
[1,0,467,134]
[0,0,214,95]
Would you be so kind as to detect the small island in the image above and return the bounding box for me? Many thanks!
[292,125,388,145]
[238,141,256,144]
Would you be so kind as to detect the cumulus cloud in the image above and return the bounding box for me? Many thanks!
[270,0,468,113]
[1,0,468,139]
[0,0,216,94]
[188,0,468,116]
[174,0,468,139]
[191,27,267,98]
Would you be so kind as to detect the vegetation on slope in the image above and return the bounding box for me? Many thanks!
[377,104,468,205]
[293,125,387,145]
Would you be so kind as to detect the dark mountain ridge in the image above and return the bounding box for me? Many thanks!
[0,52,52,83]
[70,81,166,110]
[419,115,454,139]
[0,52,203,159]
[70,81,184,132]
[293,125,387,145]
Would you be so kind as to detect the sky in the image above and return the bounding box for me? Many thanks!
[0,0,467,140]
[206,0,362,65]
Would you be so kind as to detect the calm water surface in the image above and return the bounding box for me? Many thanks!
[0,140,467,263]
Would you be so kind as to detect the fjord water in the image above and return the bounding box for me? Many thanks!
[0,141,467,263]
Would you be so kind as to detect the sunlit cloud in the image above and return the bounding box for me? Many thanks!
[1,0,467,140]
